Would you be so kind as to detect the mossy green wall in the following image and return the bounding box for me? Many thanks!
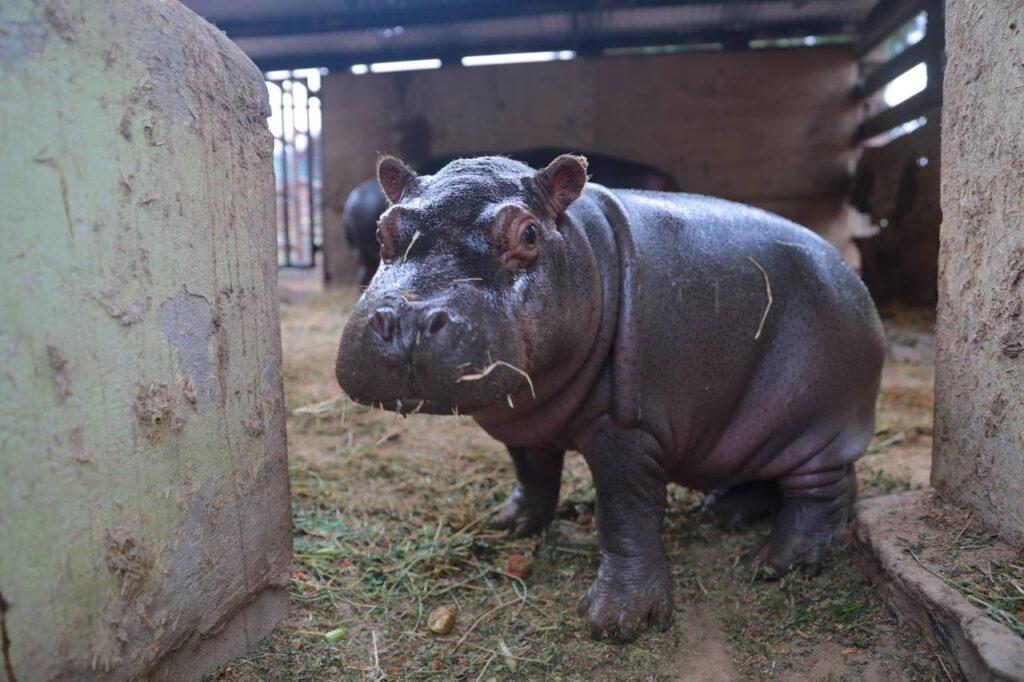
[0,1,290,679]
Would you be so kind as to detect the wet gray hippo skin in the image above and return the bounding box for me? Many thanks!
[340,149,678,285]
[335,154,885,642]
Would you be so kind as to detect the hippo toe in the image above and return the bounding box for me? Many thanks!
[577,553,674,642]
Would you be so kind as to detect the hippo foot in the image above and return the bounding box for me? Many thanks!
[491,491,557,537]
[577,554,673,642]
[745,470,856,578]
[695,480,781,530]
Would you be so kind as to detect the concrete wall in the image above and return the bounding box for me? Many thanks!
[933,1,1024,544]
[321,48,862,284]
[0,1,290,679]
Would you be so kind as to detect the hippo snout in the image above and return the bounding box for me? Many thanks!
[336,291,530,416]
[365,304,457,363]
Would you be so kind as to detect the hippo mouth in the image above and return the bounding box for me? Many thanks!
[341,357,536,417]
[347,366,533,416]
[373,397,465,416]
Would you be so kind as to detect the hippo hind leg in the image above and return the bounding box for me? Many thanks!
[696,480,782,530]
[746,465,857,578]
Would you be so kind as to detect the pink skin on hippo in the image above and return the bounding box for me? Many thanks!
[335,154,885,642]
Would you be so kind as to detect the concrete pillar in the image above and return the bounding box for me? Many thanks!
[0,1,290,679]
[933,0,1024,544]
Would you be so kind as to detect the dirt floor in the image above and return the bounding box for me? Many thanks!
[210,276,953,681]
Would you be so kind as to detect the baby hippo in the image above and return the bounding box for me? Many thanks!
[335,154,885,642]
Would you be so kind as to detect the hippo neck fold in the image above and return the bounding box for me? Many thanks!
[591,188,643,430]
[471,186,628,447]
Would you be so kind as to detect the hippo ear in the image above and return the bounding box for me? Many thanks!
[377,155,417,204]
[535,154,588,217]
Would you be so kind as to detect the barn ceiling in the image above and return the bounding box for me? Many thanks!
[180,0,882,71]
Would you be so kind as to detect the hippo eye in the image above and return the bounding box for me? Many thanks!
[523,224,538,247]
[497,215,542,270]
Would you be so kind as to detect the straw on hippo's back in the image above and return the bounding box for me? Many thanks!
[340,149,678,285]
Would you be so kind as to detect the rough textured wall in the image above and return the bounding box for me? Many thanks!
[322,48,860,284]
[0,1,290,679]
[933,1,1024,544]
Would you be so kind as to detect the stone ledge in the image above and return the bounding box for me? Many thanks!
[854,490,1024,682]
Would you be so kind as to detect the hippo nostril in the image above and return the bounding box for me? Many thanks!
[370,309,395,342]
[424,310,450,336]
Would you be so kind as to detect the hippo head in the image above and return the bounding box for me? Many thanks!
[335,154,589,416]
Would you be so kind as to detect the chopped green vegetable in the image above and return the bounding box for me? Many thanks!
[324,628,346,643]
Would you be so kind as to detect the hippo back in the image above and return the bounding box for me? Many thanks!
[589,186,884,486]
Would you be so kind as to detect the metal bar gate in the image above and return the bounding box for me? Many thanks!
[265,69,324,268]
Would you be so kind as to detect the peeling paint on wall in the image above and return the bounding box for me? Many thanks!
[41,0,77,42]
[94,290,151,326]
[46,344,69,403]
[0,20,46,70]
[133,381,174,443]
[243,408,265,437]
[156,288,219,411]
[104,528,147,601]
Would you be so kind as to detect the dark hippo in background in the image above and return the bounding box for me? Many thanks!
[341,179,389,286]
[341,148,678,285]
[335,154,885,642]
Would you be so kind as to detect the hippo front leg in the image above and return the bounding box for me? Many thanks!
[492,446,565,537]
[577,420,673,642]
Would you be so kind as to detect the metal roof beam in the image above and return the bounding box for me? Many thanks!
[213,0,851,39]
[249,19,853,71]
